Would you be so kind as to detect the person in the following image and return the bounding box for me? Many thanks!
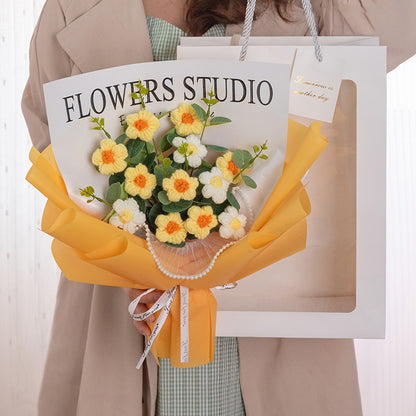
[22,1,416,415]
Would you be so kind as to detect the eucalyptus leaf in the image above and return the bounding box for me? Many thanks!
[191,104,207,122]
[158,191,171,206]
[133,196,146,213]
[209,116,231,126]
[206,144,228,152]
[164,241,186,248]
[233,149,252,169]
[143,152,156,169]
[109,172,125,185]
[115,133,127,144]
[106,182,122,205]
[149,203,164,224]
[242,175,257,189]
[126,139,145,158]
[162,199,192,213]
[227,190,240,210]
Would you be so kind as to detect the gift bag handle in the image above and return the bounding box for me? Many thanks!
[239,0,323,62]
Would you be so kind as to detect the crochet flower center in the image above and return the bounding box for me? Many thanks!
[209,176,223,189]
[181,113,194,124]
[165,221,181,234]
[102,150,115,164]
[119,209,133,224]
[197,215,213,228]
[174,178,190,193]
[227,160,239,175]
[134,174,147,188]
[134,119,149,131]
[230,217,241,230]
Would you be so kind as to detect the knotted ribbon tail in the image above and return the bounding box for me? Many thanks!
[129,286,190,370]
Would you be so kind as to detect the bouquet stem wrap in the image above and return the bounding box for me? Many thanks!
[26,119,328,368]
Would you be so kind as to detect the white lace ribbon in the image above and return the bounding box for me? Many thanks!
[128,285,190,369]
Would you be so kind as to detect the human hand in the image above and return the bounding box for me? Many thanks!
[122,287,164,336]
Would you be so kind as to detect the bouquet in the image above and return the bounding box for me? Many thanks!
[80,82,269,279]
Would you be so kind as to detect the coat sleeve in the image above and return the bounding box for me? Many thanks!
[318,0,416,72]
[21,0,73,152]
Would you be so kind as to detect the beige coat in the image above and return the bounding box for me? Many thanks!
[22,0,416,415]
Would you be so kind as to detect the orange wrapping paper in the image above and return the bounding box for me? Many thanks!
[26,119,328,367]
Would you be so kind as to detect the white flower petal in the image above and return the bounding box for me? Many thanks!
[125,222,138,234]
[225,206,239,217]
[234,227,246,239]
[112,199,126,214]
[197,145,208,159]
[125,198,140,212]
[211,167,223,178]
[172,137,185,148]
[211,189,227,204]
[218,212,233,226]
[219,225,233,239]
[198,171,212,185]
[186,134,200,144]
[202,185,215,199]
[109,214,123,228]
[187,154,201,168]
[133,211,146,225]
[173,151,185,164]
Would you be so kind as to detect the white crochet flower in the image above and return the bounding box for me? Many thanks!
[218,206,247,240]
[172,134,207,168]
[109,198,146,234]
[198,167,230,204]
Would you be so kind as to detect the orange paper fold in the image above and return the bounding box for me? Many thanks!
[26,119,328,368]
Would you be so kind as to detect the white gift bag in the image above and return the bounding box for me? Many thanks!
[178,16,386,339]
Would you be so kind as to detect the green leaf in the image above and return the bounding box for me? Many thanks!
[227,190,240,210]
[242,175,257,189]
[109,172,125,185]
[158,191,171,206]
[115,133,127,144]
[120,183,129,200]
[133,196,146,213]
[106,182,122,205]
[92,126,101,130]
[99,118,104,126]
[209,116,231,126]
[191,104,207,122]
[154,167,165,187]
[143,152,156,169]
[126,139,145,158]
[199,160,212,169]
[127,152,146,165]
[259,154,269,160]
[253,145,260,153]
[149,203,164,224]
[206,144,228,152]
[159,128,176,152]
[233,149,252,169]
[162,199,192,213]
[164,241,186,248]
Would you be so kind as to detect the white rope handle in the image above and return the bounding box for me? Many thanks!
[239,0,323,62]
[301,0,323,61]
[239,0,256,61]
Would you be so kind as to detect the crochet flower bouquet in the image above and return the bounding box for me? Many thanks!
[27,81,328,368]
[82,83,268,279]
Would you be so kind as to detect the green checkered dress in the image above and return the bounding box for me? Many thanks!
[146,16,246,416]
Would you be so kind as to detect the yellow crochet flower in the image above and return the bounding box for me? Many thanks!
[170,103,204,136]
[162,170,199,202]
[125,110,160,142]
[124,164,156,199]
[216,151,242,184]
[155,212,187,245]
[185,206,218,240]
[92,139,128,175]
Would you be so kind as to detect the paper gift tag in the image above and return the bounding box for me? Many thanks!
[289,48,344,123]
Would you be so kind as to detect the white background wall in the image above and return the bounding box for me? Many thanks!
[1,1,415,415]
